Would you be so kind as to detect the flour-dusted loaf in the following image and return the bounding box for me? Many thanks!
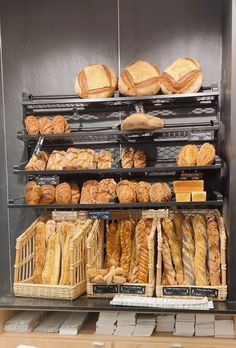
[121,113,164,131]
[116,180,136,203]
[136,181,151,203]
[118,60,161,96]
[75,64,117,99]
[161,58,203,94]
[33,222,46,284]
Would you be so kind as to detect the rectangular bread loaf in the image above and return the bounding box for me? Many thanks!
[173,180,204,193]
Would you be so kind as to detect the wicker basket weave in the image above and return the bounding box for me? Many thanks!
[155,209,227,301]
[14,214,93,300]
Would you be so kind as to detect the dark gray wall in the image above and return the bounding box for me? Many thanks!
[0,0,234,299]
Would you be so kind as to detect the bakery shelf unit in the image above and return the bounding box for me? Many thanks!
[9,86,223,211]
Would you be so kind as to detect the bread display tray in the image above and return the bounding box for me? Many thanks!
[155,209,227,301]
[86,209,166,298]
[14,213,92,300]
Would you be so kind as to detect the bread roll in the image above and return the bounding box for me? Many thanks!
[161,58,203,94]
[46,150,68,170]
[33,222,46,284]
[161,234,177,285]
[136,181,151,203]
[42,234,56,284]
[24,181,41,205]
[116,180,136,203]
[25,151,48,171]
[75,64,117,98]
[52,115,70,134]
[55,182,72,204]
[197,143,215,166]
[80,180,99,204]
[121,113,164,131]
[182,217,195,285]
[150,183,172,203]
[121,148,135,168]
[162,218,184,284]
[39,185,56,204]
[134,149,147,168]
[38,117,53,134]
[25,115,39,135]
[207,215,221,286]
[118,60,161,96]
[177,144,198,166]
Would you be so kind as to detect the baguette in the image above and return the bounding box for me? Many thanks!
[59,223,74,285]
[172,213,185,248]
[42,234,56,285]
[120,220,132,277]
[182,217,195,285]
[45,220,56,242]
[207,215,221,286]
[161,234,177,285]
[33,222,46,284]
[51,231,61,285]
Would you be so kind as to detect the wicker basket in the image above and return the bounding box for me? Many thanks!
[155,209,227,301]
[14,214,93,300]
[86,209,162,298]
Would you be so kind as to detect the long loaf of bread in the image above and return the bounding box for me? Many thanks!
[60,224,74,285]
[161,234,177,285]
[109,223,121,267]
[33,222,46,284]
[162,218,184,284]
[51,230,61,285]
[182,217,195,285]
[207,215,221,286]
[105,222,117,267]
[137,221,152,283]
[172,213,185,250]
[120,220,132,277]
[42,233,56,285]
[192,214,209,286]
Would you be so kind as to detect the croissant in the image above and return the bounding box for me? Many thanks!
[38,117,53,134]
[39,185,56,204]
[55,182,72,204]
[25,115,39,135]
[24,181,41,204]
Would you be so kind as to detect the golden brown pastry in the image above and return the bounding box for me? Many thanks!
[134,150,147,168]
[121,113,164,131]
[120,220,132,277]
[69,182,80,204]
[39,185,56,204]
[38,117,53,134]
[162,218,184,285]
[33,222,46,284]
[25,115,39,135]
[77,149,96,169]
[162,234,177,285]
[150,183,172,203]
[75,64,117,99]
[65,148,80,169]
[207,215,221,286]
[136,181,151,203]
[105,222,118,267]
[97,150,114,169]
[46,150,68,170]
[121,148,135,168]
[24,181,41,204]
[25,151,48,171]
[161,58,203,94]
[177,144,198,166]
[172,213,185,249]
[182,217,195,285]
[51,232,61,285]
[118,60,161,96]
[192,214,209,286]
[116,180,136,203]
[80,180,99,204]
[42,233,56,285]
[52,115,70,134]
[197,143,216,166]
[55,182,72,204]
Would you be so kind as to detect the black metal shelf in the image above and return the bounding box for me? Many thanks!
[8,192,223,210]
[13,157,222,176]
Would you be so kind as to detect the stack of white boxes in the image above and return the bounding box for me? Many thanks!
[95,312,118,335]
[156,314,175,333]
[114,312,136,336]
[174,314,195,337]
[133,314,156,336]
[214,316,235,338]
[195,314,215,336]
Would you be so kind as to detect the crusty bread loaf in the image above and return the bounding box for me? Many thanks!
[162,218,184,284]
[80,180,99,204]
[25,151,48,171]
[161,234,177,285]
[38,117,53,134]
[25,115,39,135]
[192,214,209,286]
[207,215,221,286]
[116,180,136,203]
[121,113,164,131]
[161,58,203,94]
[177,144,198,166]
[51,231,61,285]
[33,222,46,284]
[52,115,70,134]
[39,185,56,204]
[55,182,72,204]
[137,221,152,283]
[118,60,161,96]
[24,181,41,205]
[182,217,195,285]
[136,181,151,203]
[45,220,56,241]
[42,234,56,285]
[134,150,147,168]
[120,220,132,277]
[60,224,74,285]
[172,213,185,249]
[105,222,118,267]
[75,64,117,99]
[121,148,135,168]
[197,143,215,166]
[150,183,172,203]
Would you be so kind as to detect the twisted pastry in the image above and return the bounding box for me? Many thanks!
[182,217,195,285]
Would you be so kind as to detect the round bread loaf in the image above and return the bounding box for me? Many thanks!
[161,58,203,94]
[75,64,117,99]
[118,60,161,96]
